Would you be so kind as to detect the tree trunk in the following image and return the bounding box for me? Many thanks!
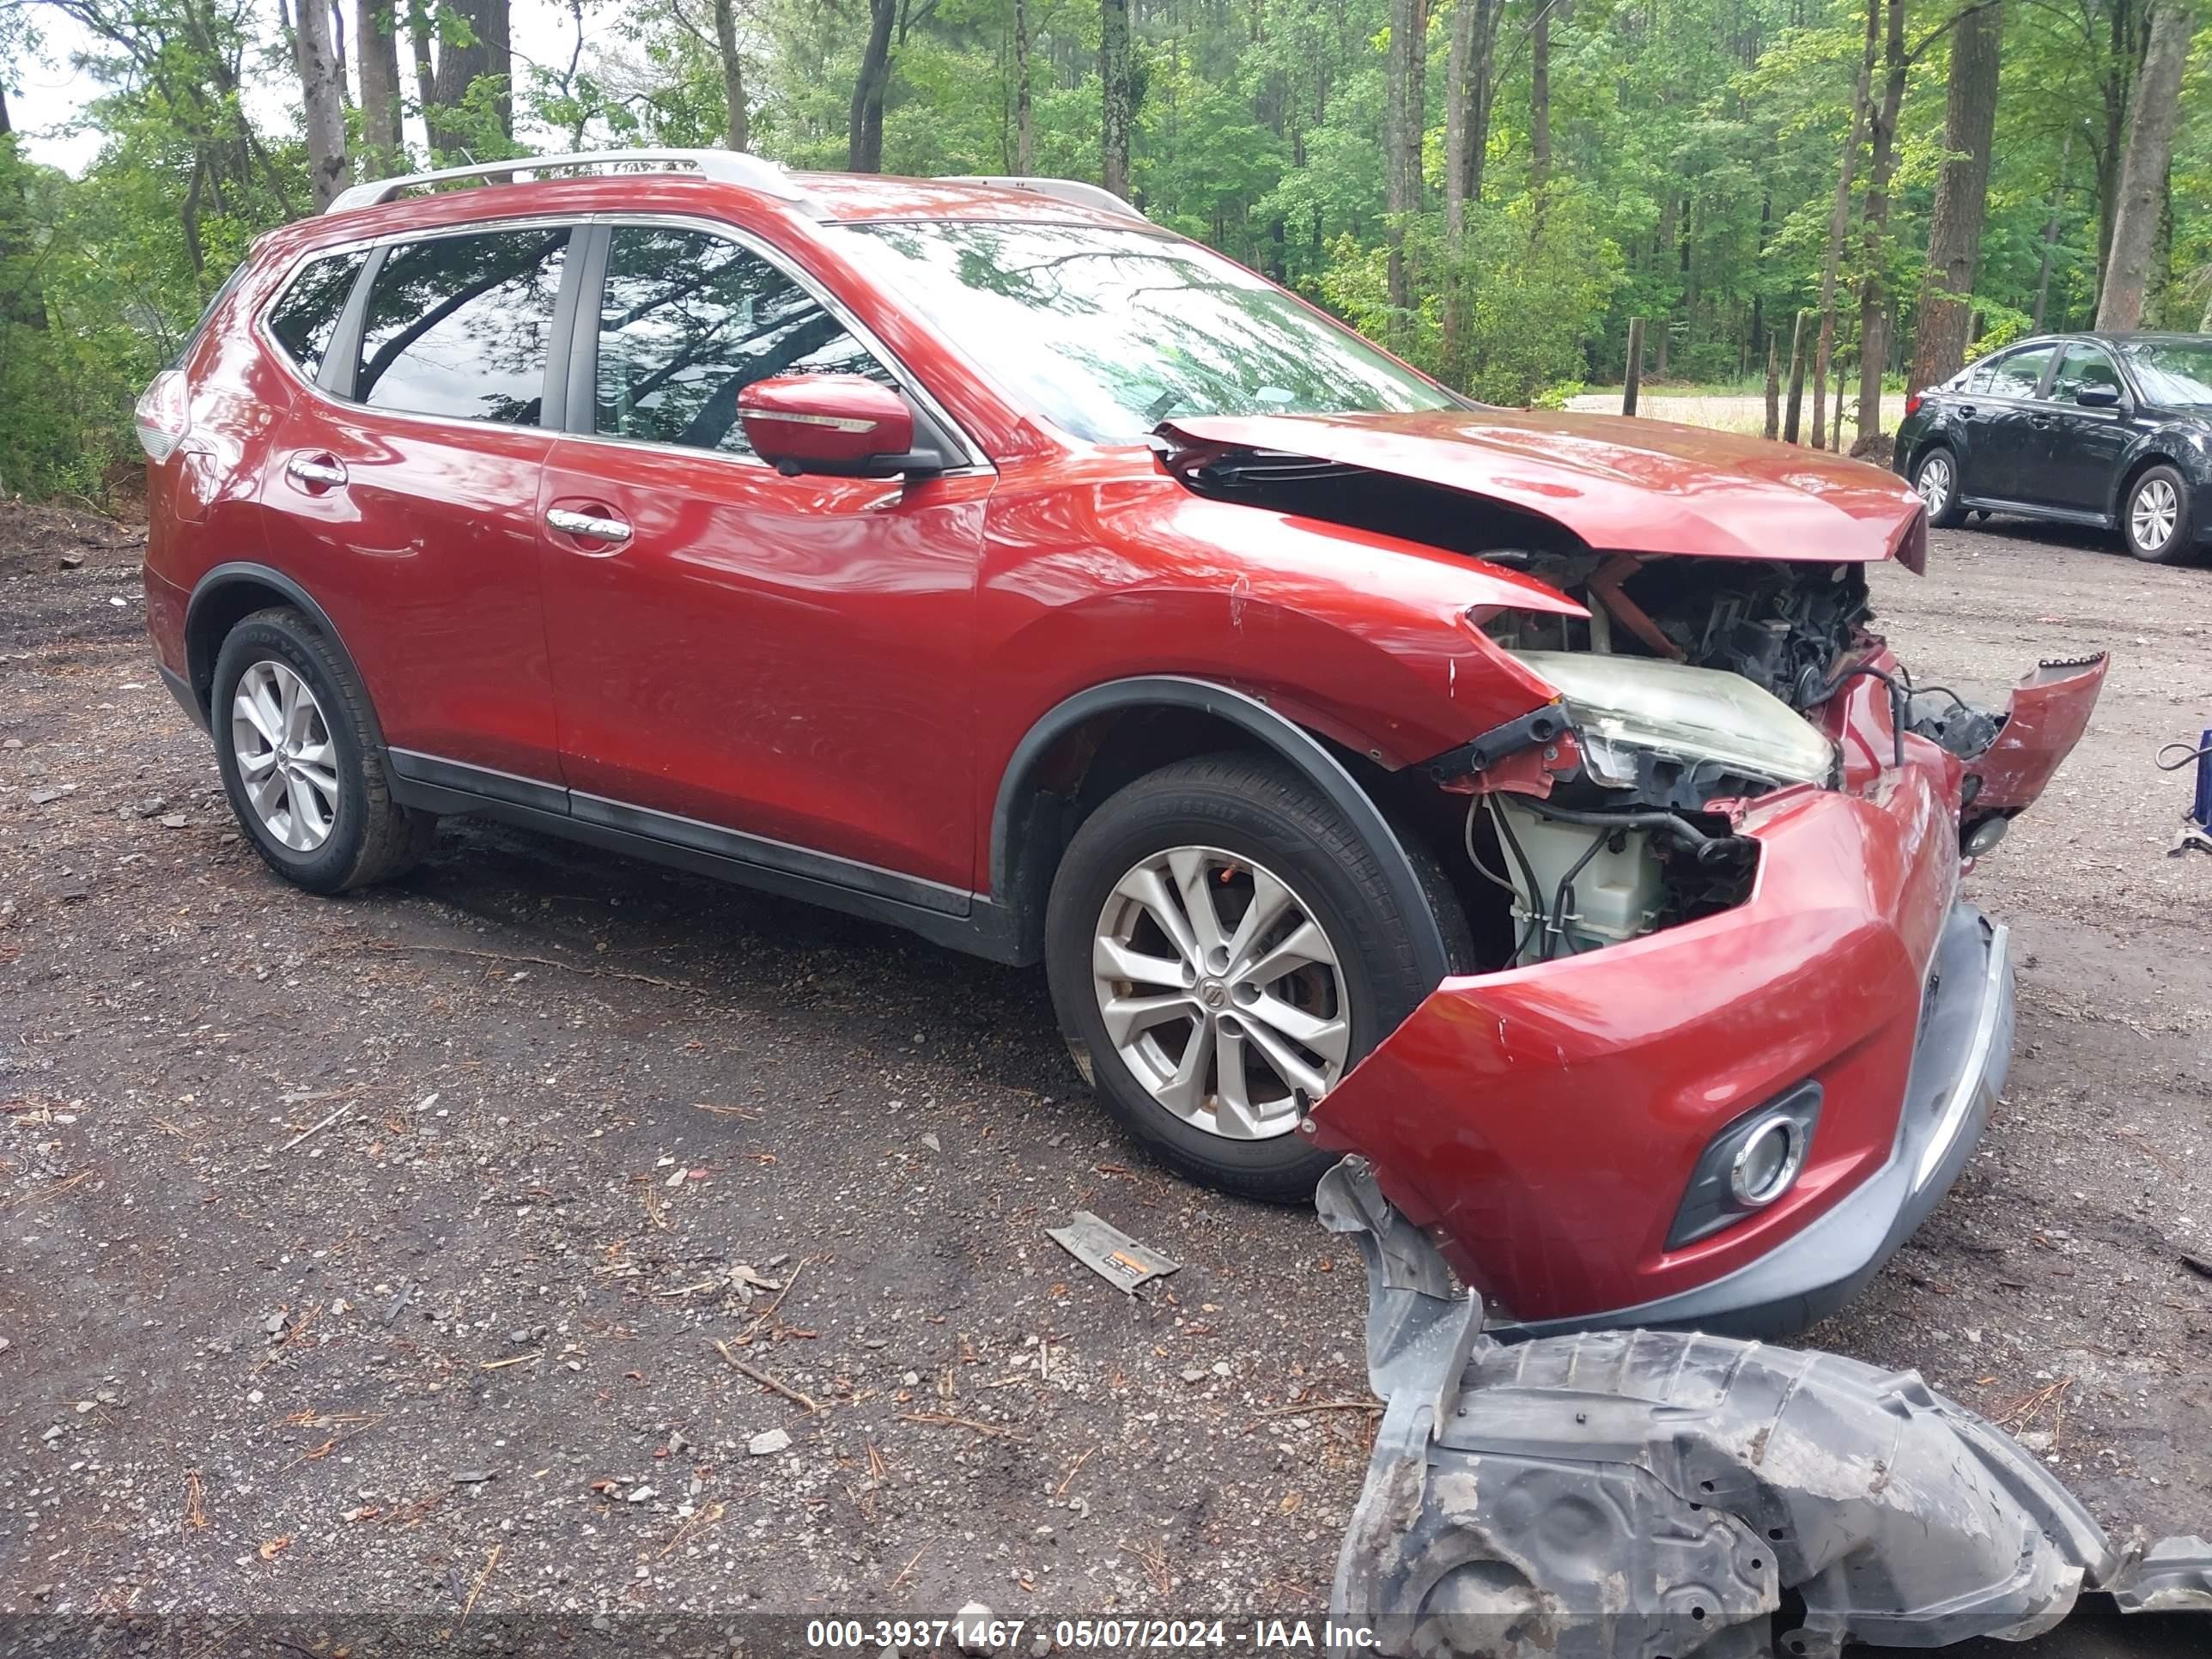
[1013,0,1034,173]
[2031,128,2072,331]
[356,0,404,177]
[2096,0,2194,329]
[1384,0,1430,327]
[1854,0,1905,443]
[0,83,49,332]
[295,0,350,208]
[848,0,896,172]
[1529,0,1551,197]
[1812,0,1879,451]
[428,0,513,154]
[408,0,437,135]
[1100,0,1132,198]
[1443,0,1498,239]
[1906,0,2001,392]
[2094,0,2136,303]
[714,0,750,150]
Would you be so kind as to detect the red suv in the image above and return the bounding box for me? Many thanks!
[141,150,2105,1337]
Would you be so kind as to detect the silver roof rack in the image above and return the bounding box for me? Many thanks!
[940,176,1147,223]
[325,148,813,216]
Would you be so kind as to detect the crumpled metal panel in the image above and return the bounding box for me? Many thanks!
[1319,1157,2212,1659]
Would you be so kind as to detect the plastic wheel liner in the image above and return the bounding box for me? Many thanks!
[1316,1158,2212,1659]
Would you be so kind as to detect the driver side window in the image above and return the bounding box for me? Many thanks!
[2048,344,2122,405]
[592,226,896,458]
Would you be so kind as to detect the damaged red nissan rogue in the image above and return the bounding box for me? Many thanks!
[139,151,2105,1338]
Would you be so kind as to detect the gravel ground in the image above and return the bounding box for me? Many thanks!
[1,503,2208,1650]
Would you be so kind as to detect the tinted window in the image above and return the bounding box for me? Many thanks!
[2050,343,2123,404]
[1962,358,1997,394]
[356,228,571,425]
[1986,346,2053,399]
[593,226,893,457]
[267,249,368,380]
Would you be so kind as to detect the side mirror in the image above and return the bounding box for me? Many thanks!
[737,374,941,477]
[2075,385,2124,410]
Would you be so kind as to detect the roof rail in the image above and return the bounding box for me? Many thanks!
[940,176,1147,223]
[325,149,814,216]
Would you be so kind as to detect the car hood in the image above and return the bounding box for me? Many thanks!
[1158,408,1929,568]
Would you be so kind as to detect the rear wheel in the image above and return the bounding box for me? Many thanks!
[1043,751,1466,1201]
[212,607,435,893]
[2122,464,2194,563]
[1912,446,1966,528]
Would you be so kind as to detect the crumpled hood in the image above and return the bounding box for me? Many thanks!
[1159,408,1929,568]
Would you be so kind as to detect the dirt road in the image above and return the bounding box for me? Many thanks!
[2,504,2208,1645]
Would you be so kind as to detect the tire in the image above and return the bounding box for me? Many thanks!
[1042,751,1470,1202]
[211,606,436,893]
[1911,446,1967,528]
[2121,464,2195,563]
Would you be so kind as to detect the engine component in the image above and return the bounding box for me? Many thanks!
[1492,795,1662,962]
[1317,1157,2212,1659]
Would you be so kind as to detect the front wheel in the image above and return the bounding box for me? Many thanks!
[1912,446,1967,528]
[2123,465,2196,563]
[1042,752,1466,1201]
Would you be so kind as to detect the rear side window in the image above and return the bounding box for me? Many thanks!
[1986,346,2053,399]
[592,225,894,457]
[267,249,368,381]
[355,228,572,425]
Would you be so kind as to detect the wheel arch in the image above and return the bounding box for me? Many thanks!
[185,563,383,747]
[986,676,1454,982]
[2111,447,2185,525]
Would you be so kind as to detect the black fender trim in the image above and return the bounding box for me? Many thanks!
[987,675,1453,982]
[183,562,384,746]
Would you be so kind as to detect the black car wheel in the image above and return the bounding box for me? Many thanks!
[212,606,437,892]
[1911,447,1967,529]
[1042,751,1468,1202]
[2122,464,2195,563]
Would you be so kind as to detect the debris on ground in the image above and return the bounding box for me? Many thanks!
[1047,1211,1181,1293]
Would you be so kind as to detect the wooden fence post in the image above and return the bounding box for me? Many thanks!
[1623,318,1645,416]
[1764,333,1781,441]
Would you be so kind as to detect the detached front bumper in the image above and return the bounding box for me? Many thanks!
[1306,751,2010,1339]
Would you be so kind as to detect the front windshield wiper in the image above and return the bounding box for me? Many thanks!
[1144,388,1188,423]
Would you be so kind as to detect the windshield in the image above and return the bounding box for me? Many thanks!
[2122,340,2212,406]
[840,221,1460,444]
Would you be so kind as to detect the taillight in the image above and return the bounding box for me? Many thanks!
[1903,391,1923,419]
[134,369,191,462]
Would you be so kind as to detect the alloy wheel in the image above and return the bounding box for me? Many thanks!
[230,659,340,852]
[1091,845,1350,1140]
[1915,453,1952,517]
[2130,477,2179,552]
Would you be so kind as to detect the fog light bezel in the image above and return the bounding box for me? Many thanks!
[1667,1082,1823,1249]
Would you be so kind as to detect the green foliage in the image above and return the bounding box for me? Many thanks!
[3,0,2205,506]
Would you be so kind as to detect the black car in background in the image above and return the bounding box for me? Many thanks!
[1894,332,2212,562]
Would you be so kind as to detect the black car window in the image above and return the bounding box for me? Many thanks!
[1986,345,2054,399]
[266,249,368,380]
[592,225,894,457]
[2049,344,2123,404]
[355,228,572,425]
[1962,358,1997,394]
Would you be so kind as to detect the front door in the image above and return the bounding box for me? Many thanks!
[269,223,574,782]
[2029,342,2136,516]
[538,222,990,896]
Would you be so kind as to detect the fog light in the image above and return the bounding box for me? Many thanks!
[1964,817,2008,856]
[1729,1115,1805,1207]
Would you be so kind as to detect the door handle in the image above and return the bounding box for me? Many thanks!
[286,453,348,489]
[2029,414,2052,428]
[546,507,633,544]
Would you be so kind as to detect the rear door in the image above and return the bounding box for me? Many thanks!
[2028,342,2135,516]
[1956,343,2057,502]
[535,219,991,895]
[268,222,576,786]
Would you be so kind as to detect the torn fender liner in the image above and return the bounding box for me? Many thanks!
[1317,1158,2212,1659]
